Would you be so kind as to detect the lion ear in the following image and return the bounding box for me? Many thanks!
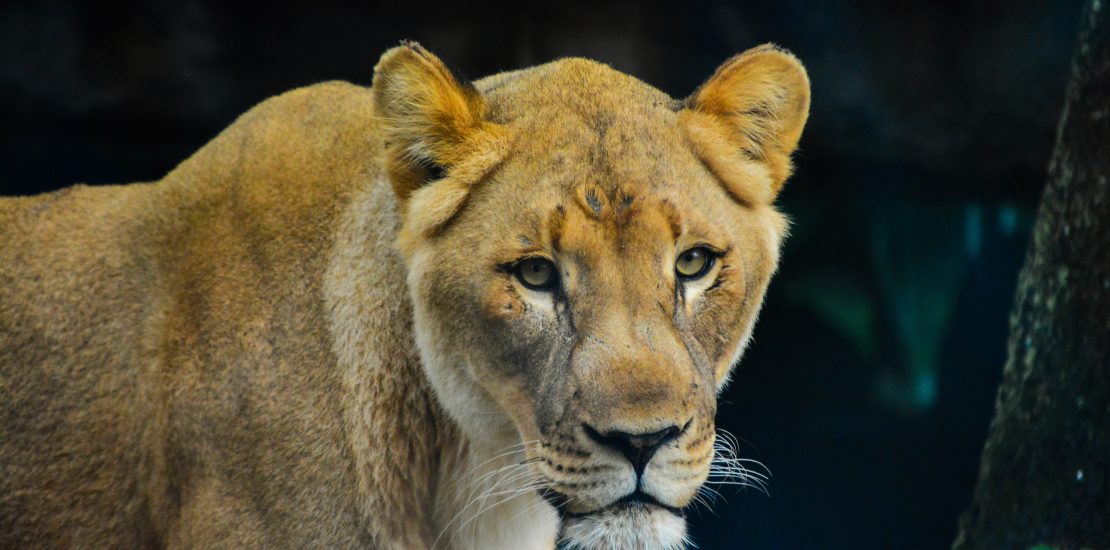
[681,44,810,203]
[372,41,506,213]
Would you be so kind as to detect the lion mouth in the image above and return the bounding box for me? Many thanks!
[543,489,685,519]
[553,490,691,550]
[600,491,685,517]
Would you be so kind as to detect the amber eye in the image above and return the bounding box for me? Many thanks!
[675,247,715,280]
[514,258,558,290]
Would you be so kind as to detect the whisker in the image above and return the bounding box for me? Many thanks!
[433,442,543,549]
[503,483,555,528]
[459,447,541,499]
[458,477,550,538]
[450,459,550,542]
[704,429,772,499]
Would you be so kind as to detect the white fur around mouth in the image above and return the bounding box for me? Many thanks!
[559,501,690,550]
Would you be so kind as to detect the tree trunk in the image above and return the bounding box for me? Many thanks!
[952,1,1110,548]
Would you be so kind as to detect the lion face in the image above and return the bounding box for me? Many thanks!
[373,43,808,548]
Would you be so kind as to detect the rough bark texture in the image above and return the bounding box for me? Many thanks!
[953,1,1110,548]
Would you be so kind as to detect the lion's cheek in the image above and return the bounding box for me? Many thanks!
[480,280,526,321]
[694,284,750,378]
[477,280,557,353]
[469,280,556,378]
[491,382,544,441]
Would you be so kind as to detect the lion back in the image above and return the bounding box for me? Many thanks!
[0,181,172,546]
[0,81,384,547]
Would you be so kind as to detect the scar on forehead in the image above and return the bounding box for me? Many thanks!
[547,204,567,251]
[573,184,682,239]
[574,185,639,221]
[546,186,685,250]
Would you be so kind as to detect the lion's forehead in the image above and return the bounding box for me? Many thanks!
[479,60,689,172]
[496,115,687,189]
[479,57,678,123]
[474,121,732,242]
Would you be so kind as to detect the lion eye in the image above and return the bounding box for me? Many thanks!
[514,258,558,290]
[675,247,714,280]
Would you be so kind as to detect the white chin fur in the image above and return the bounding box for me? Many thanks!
[561,505,689,550]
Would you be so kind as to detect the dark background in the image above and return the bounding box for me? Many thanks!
[0,1,1085,548]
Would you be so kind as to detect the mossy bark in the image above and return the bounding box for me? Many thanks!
[952,1,1110,548]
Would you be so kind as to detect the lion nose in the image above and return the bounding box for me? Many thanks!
[583,424,682,477]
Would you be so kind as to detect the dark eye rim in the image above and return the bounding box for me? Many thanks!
[676,246,724,281]
[512,257,560,290]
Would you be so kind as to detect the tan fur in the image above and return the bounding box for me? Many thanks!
[0,42,808,549]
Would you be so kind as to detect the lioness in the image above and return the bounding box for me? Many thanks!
[0,42,808,548]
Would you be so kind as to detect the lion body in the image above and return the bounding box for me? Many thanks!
[2,83,465,548]
[1,43,807,549]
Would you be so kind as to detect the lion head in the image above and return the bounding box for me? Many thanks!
[372,42,809,549]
